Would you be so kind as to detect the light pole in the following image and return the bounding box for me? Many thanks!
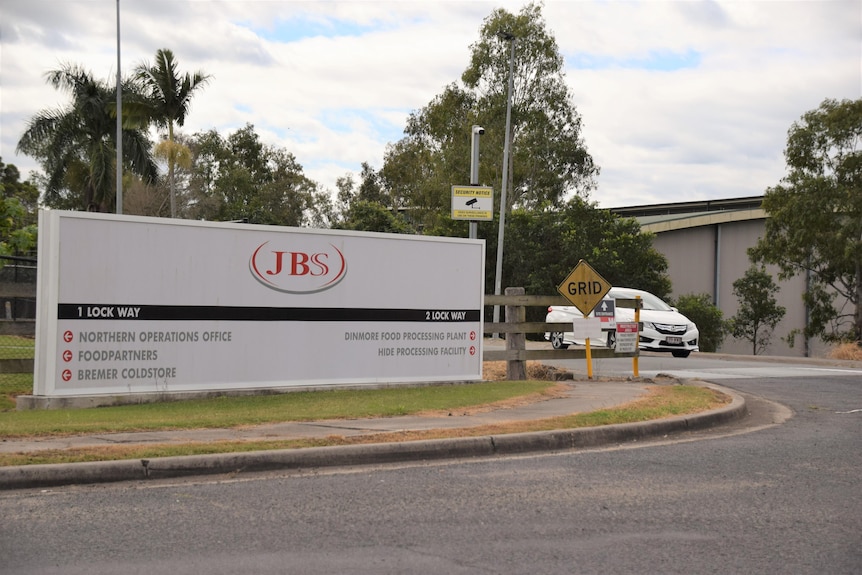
[115,0,123,214]
[492,32,516,330]
[469,125,484,239]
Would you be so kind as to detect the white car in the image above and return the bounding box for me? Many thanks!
[545,287,699,358]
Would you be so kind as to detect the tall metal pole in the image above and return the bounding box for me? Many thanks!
[469,125,483,240]
[492,34,516,329]
[115,0,123,214]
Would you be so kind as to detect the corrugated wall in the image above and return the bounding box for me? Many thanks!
[651,218,828,357]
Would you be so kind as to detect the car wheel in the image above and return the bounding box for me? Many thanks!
[672,350,691,358]
[550,332,569,350]
[606,331,616,349]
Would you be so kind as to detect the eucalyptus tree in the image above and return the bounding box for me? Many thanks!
[16,64,157,212]
[336,201,415,234]
[461,3,597,207]
[135,48,211,217]
[379,2,597,230]
[185,124,333,227]
[749,97,862,343]
[333,162,394,228]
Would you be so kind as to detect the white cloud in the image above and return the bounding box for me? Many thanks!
[1,0,859,210]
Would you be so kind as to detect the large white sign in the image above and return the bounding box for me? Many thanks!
[34,211,485,397]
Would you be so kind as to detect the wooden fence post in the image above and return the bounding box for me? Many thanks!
[504,287,527,380]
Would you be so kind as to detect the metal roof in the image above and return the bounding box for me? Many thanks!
[607,196,766,232]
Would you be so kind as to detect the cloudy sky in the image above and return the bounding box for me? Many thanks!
[1,0,859,209]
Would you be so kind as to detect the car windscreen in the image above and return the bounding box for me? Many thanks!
[609,289,673,311]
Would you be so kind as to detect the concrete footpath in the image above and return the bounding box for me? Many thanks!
[0,379,746,490]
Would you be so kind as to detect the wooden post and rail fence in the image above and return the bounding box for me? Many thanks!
[1,287,637,382]
[483,287,640,380]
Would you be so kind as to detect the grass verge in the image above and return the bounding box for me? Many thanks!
[0,380,557,438]
[0,384,729,467]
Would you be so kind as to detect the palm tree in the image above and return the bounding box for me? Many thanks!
[135,49,211,217]
[16,64,157,212]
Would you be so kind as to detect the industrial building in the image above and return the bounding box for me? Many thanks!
[612,196,828,357]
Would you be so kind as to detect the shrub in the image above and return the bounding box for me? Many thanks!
[672,293,726,352]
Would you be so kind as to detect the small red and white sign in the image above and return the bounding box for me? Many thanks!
[615,322,639,353]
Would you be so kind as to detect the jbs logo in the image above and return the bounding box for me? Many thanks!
[250,241,347,294]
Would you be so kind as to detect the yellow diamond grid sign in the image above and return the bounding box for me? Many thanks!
[557,260,612,316]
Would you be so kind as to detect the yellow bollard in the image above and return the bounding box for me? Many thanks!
[584,312,593,379]
[633,295,641,377]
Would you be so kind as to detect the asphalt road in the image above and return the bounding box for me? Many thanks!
[1,356,859,574]
[543,349,862,381]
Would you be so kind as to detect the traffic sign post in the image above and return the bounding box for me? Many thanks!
[612,296,643,377]
[556,260,612,317]
[634,296,641,376]
[556,260,612,379]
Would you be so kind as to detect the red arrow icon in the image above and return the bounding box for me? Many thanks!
[63,331,74,343]
[61,370,72,382]
[62,350,73,362]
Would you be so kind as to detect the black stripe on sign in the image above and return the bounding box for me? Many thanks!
[58,304,480,322]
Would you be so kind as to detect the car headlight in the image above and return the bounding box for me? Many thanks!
[687,323,696,331]
[642,321,655,330]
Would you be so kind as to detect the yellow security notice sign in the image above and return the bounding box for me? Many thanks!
[451,185,493,221]
[557,259,612,316]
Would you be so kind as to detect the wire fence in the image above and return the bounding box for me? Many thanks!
[0,255,37,408]
[0,335,34,410]
[0,254,36,320]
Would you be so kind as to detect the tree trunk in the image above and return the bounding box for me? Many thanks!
[752,324,759,355]
[168,161,176,218]
[168,122,177,218]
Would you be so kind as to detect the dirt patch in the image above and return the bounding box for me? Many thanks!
[482,361,560,381]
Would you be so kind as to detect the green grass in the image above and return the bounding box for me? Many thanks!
[0,385,729,467]
[546,384,725,428]
[0,335,35,411]
[0,348,731,468]
[0,372,32,411]
[0,380,553,438]
[0,335,35,360]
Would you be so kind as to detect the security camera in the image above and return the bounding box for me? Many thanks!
[473,126,485,136]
